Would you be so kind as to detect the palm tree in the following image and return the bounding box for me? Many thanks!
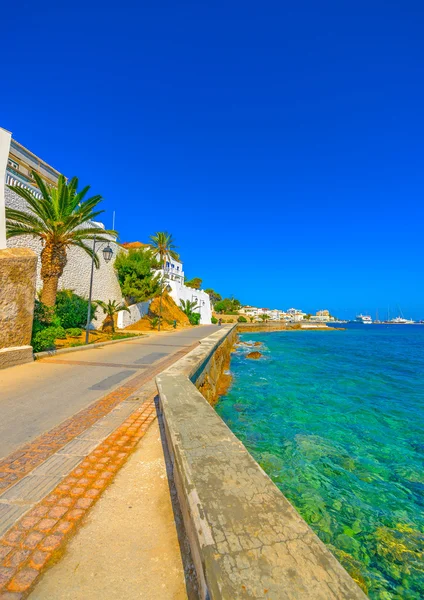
[149,232,179,331]
[96,300,130,333]
[149,231,179,268]
[6,172,116,307]
[180,299,200,318]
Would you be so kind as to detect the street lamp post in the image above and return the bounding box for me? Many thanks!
[85,235,114,343]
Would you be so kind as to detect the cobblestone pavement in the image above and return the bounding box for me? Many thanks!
[0,329,218,598]
[0,393,156,597]
[0,346,194,496]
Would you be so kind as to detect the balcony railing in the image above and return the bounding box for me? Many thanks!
[6,171,42,199]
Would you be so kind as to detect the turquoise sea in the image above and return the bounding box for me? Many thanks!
[216,325,424,599]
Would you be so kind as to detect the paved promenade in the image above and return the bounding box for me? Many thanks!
[0,326,218,598]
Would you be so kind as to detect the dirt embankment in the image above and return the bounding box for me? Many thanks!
[125,293,191,332]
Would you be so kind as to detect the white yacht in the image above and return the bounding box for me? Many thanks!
[355,314,373,324]
[388,316,415,324]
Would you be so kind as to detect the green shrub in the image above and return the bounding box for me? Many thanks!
[53,326,67,339]
[115,248,161,303]
[237,316,247,323]
[211,316,218,324]
[32,327,58,353]
[32,300,60,335]
[189,313,201,326]
[150,316,161,329]
[55,290,96,329]
[66,327,82,337]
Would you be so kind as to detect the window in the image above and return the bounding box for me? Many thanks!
[8,159,19,170]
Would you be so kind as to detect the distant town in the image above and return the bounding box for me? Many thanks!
[239,306,335,323]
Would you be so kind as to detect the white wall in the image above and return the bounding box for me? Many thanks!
[117,300,150,329]
[0,128,12,249]
[167,279,212,325]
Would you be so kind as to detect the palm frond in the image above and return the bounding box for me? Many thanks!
[5,208,45,232]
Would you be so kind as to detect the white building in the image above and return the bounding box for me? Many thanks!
[1,128,123,328]
[122,242,212,325]
[160,258,212,325]
[286,308,307,322]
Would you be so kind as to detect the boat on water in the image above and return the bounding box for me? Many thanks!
[356,314,373,324]
[387,316,415,324]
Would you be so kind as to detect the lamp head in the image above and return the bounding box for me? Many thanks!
[102,244,113,262]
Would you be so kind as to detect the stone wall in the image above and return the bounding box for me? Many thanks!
[0,247,37,368]
[193,326,237,404]
[156,326,367,600]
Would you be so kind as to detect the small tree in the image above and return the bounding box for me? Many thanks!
[185,277,202,289]
[249,316,255,323]
[237,316,247,323]
[204,288,222,307]
[115,248,161,304]
[259,314,270,323]
[96,300,129,333]
[214,297,241,314]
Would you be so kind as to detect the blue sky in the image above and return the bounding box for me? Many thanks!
[2,1,423,318]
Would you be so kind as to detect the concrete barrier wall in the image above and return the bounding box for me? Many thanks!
[156,326,367,600]
[117,300,150,329]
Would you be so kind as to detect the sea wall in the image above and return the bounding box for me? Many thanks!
[156,326,366,600]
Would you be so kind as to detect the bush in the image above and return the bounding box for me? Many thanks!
[237,316,247,323]
[66,327,82,337]
[32,300,60,335]
[55,290,96,329]
[189,313,201,326]
[32,327,58,353]
[211,316,218,324]
[53,326,67,339]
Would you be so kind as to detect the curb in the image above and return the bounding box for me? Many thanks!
[34,334,146,359]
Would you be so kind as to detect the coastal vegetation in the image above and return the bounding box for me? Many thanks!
[31,291,97,352]
[214,296,241,314]
[6,172,115,306]
[180,299,201,325]
[185,277,202,289]
[114,247,161,303]
[205,289,221,306]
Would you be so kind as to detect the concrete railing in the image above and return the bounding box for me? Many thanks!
[156,325,367,600]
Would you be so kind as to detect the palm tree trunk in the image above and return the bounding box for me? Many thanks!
[40,276,60,307]
[40,242,67,307]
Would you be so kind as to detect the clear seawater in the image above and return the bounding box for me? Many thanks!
[216,325,424,599]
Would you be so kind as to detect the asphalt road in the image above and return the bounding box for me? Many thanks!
[0,326,219,459]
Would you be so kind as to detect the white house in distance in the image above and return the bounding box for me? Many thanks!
[161,255,212,325]
[122,242,212,325]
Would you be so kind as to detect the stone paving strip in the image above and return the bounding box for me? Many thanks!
[0,388,157,597]
[0,345,196,495]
